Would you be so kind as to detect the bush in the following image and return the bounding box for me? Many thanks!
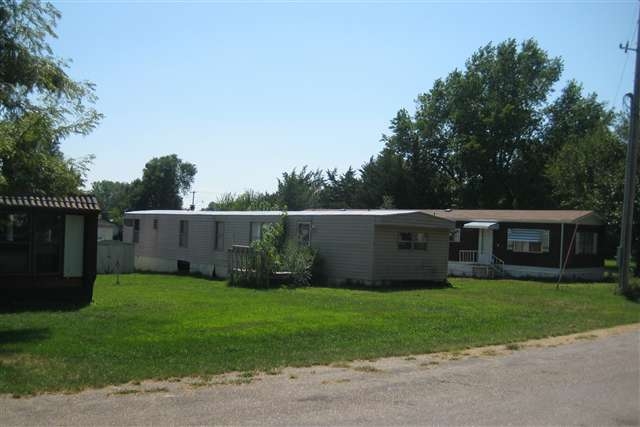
[280,242,316,287]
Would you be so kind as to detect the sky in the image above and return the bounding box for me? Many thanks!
[53,0,638,208]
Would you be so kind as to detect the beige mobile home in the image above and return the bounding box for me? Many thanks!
[122,210,454,285]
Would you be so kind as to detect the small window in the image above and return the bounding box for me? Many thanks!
[414,232,427,251]
[398,232,413,250]
[215,221,224,251]
[298,223,311,246]
[450,228,461,243]
[133,219,140,243]
[153,219,158,230]
[576,232,598,255]
[397,232,427,251]
[0,212,30,274]
[179,220,188,248]
[250,222,272,242]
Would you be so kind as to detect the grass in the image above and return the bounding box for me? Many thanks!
[0,273,638,395]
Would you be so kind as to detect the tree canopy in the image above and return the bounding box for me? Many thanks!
[0,0,102,195]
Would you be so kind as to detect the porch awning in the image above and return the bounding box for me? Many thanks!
[463,221,499,230]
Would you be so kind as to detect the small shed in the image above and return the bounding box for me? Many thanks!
[0,195,101,303]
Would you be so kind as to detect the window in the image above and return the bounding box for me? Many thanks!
[507,228,549,253]
[133,219,140,243]
[397,232,427,251]
[250,222,273,242]
[298,223,311,246]
[34,214,62,273]
[0,212,30,273]
[179,220,188,248]
[450,228,461,243]
[576,232,598,255]
[215,221,224,250]
[153,219,158,230]
[414,232,427,250]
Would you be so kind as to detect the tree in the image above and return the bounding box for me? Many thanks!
[129,155,197,210]
[91,180,132,225]
[546,123,626,257]
[206,190,280,211]
[276,166,324,210]
[411,39,563,208]
[0,1,102,194]
[320,167,363,208]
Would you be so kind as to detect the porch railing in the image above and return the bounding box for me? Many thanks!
[458,250,478,263]
[491,254,505,274]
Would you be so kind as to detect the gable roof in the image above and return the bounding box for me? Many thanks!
[424,209,602,225]
[0,195,101,212]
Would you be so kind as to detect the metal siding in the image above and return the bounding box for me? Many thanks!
[373,227,449,282]
[289,215,374,283]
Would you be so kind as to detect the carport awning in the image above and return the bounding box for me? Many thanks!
[463,221,499,230]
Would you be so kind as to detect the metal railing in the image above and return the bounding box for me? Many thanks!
[491,254,505,274]
[459,250,478,263]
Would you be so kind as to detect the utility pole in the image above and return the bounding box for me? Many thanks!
[190,191,196,211]
[618,7,640,293]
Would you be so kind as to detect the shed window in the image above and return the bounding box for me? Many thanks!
[179,220,189,248]
[397,232,427,251]
[298,223,311,246]
[215,221,224,250]
[0,212,30,273]
[507,228,549,253]
[133,219,140,243]
[450,228,461,243]
[34,214,63,273]
[576,232,598,255]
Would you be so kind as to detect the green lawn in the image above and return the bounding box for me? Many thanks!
[1,274,638,395]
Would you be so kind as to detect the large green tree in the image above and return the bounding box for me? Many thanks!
[0,0,101,194]
[276,166,324,210]
[91,180,132,225]
[129,154,197,210]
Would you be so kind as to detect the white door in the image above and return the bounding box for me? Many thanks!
[64,215,85,277]
[478,229,493,264]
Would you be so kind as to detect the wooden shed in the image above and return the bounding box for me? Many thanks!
[0,195,100,303]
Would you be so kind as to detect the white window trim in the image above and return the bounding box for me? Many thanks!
[397,232,428,251]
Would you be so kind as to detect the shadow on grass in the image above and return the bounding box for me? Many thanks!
[0,328,51,355]
[229,279,454,293]
[0,298,88,314]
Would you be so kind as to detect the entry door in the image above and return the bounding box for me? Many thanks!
[64,215,85,278]
[478,229,493,264]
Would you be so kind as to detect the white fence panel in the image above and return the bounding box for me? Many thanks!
[97,241,134,274]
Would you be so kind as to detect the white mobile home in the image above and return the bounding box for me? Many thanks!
[122,210,454,285]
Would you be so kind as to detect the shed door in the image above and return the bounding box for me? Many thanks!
[64,215,84,277]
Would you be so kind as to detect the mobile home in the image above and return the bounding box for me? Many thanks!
[122,210,454,285]
[428,209,605,280]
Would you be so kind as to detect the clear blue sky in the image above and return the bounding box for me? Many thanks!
[54,1,637,208]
